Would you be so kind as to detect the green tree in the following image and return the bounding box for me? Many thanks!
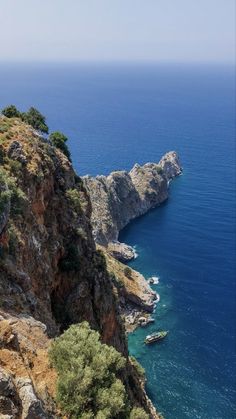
[49,131,71,161]
[130,407,149,419]
[49,322,128,419]
[22,107,48,134]
[1,105,21,118]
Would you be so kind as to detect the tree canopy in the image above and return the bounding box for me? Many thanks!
[1,105,48,134]
[22,107,48,134]
[49,131,71,161]
[130,407,149,419]
[49,322,128,418]
[1,105,21,118]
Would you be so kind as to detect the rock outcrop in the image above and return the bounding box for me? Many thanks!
[0,311,56,418]
[83,151,182,259]
[101,246,157,311]
[101,246,158,332]
[0,117,160,418]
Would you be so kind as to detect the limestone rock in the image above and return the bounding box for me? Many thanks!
[15,378,46,419]
[159,150,182,179]
[0,369,18,418]
[83,151,182,249]
[102,247,157,312]
[7,140,27,165]
[107,241,136,262]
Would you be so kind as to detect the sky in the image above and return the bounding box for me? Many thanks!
[0,0,235,63]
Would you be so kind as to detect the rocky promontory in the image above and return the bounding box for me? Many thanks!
[84,151,182,260]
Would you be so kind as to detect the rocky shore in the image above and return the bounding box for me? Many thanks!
[84,151,182,260]
[101,246,159,332]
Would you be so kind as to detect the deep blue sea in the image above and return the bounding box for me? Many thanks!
[0,63,235,419]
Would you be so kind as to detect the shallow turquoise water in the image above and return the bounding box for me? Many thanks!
[0,63,235,418]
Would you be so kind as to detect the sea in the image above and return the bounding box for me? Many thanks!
[0,62,235,419]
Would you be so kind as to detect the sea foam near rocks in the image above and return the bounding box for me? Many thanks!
[151,276,160,284]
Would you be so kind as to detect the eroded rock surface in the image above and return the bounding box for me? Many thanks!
[83,151,182,259]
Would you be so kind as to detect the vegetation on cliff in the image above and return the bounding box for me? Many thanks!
[49,322,150,419]
[49,322,127,418]
[0,113,158,418]
[49,131,71,161]
[2,105,49,133]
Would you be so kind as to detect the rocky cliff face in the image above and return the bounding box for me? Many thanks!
[83,151,182,259]
[0,117,159,418]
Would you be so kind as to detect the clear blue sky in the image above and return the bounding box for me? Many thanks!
[0,0,235,63]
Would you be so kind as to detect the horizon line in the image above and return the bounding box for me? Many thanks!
[0,59,235,66]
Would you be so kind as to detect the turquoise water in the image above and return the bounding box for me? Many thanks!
[0,63,235,418]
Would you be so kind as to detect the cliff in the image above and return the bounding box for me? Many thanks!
[0,117,159,418]
[83,152,182,260]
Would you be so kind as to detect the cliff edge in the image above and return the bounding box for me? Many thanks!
[0,116,160,418]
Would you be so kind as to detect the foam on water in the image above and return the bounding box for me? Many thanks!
[150,276,160,284]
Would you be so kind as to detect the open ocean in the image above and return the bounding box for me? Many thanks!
[0,63,235,419]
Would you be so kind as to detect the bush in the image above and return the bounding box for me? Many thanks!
[49,322,128,419]
[124,266,132,279]
[66,188,81,212]
[1,105,21,118]
[130,356,145,381]
[0,187,11,213]
[0,168,27,216]
[130,407,149,419]
[49,131,71,161]
[22,107,48,134]
[1,105,48,134]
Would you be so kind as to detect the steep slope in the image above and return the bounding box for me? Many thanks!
[83,152,181,260]
[0,117,159,418]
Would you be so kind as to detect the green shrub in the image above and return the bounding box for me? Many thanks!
[1,105,48,134]
[124,266,132,279]
[0,167,27,216]
[66,188,81,212]
[0,126,8,133]
[22,107,48,134]
[49,322,128,419]
[49,131,71,161]
[0,188,11,213]
[129,356,145,381]
[130,407,149,419]
[3,157,22,174]
[1,105,21,118]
